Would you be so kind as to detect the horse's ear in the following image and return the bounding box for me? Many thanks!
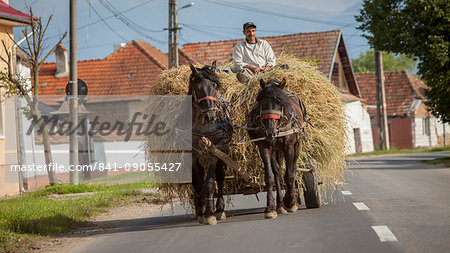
[189,63,199,76]
[279,78,287,89]
[260,78,266,89]
[211,61,216,71]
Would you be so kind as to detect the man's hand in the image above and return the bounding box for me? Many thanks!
[262,66,271,73]
[244,65,271,73]
[244,65,260,73]
[252,67,262,73]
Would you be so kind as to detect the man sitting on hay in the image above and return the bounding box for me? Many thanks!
[232,22,276,83]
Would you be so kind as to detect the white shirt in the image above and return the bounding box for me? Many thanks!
[232,38,276,71]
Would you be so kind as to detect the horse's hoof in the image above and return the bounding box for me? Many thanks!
[204,216,217,225]
[197,215,204,224]
[286,204,298,213]
[264,211,278,219]
[277,206,288,214]
[215,211,226,221]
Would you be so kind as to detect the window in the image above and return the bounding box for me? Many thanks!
[422,117,430,135]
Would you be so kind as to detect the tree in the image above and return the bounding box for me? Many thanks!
[356,0,450,123]
[352,49,417,73]
[0,9,67,185]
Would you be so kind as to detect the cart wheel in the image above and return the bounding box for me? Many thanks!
[302,167,322,208]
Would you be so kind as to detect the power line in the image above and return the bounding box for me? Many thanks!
[79,0,157,30]
[201,0,356,28]
[183,23,294,35]
[20,0,39,11]
[98,0,164,33]
[98,0,165,44]
[184,24,240,37]
[42,0,157,41]
[184,25,234,40]
[85,0,128,41]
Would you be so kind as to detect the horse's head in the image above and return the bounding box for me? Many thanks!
[189,61,220,125]
[257,78,288,141]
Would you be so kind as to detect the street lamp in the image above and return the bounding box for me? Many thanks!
[168,1,194,68]
[178,2,194,12]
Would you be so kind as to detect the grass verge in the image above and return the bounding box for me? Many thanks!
[422,156,450,167]
[348,146,450,158]
[0,183,159,252]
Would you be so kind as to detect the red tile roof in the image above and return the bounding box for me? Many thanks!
[183,30,340,77]
[0,2,31,25]
[356,71,428,117]
[183,30,360,98]
[37,40,196,96]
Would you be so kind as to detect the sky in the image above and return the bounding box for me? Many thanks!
[9,0,370,62]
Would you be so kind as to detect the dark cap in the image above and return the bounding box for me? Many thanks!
[243,22,256,30]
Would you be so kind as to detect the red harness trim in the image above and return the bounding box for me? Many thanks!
[197,96,217,103]
[260,114,281,128]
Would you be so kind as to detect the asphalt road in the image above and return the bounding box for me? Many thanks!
[72,151,450,253]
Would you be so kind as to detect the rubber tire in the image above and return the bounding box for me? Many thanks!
[302,168,322,208]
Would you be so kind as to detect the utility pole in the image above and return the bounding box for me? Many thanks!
[168,0,177,68]
[69,0,79,184]
[168,1,193,68]
[375,50,390,150]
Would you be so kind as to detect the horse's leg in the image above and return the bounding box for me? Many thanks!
[283,141,299,212]
[272,151,287,214]
[259,145,277,219]
[203,155,218,225]
[192,157,205,223]
[214,159,226,220]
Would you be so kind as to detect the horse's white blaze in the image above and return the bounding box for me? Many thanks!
[341,190,352,195]
[371,226,398,242]
[353,202,370,210]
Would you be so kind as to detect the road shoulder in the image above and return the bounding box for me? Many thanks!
[15,200,162,253]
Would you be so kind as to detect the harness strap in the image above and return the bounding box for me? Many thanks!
[197,96,217,103]
[260,114,281,128]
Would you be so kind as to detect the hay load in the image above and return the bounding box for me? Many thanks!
[149,54,347,206]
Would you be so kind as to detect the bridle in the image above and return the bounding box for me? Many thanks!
[260,109,282,129]
[258,104,287,132]
[191,81,220,122]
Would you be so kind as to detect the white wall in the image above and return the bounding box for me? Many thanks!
[435,120,450,146]
[19,108,147,179]
[414,117,450,148]
[344,100,374,154]
[414,117,437,148]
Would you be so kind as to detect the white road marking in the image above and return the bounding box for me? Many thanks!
[341,190,352,195]
[353,202,370,210]
[371,226,398,242]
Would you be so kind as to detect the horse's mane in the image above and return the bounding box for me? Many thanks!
[256,79,291,108]
[188,66,221,95]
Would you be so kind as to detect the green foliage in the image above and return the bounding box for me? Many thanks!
[29,182,154,197]
[422,156,450,167]
[356,0,450,123]
[0,183,158,251]
[352,49,417,73]
[349,145,450,157]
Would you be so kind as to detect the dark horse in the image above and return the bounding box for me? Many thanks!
[247,78,306,219]
[189,62,233,225]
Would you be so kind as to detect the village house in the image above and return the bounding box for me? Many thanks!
[357,71,450,149]
[182,30,374,153]
[20,40,195,188]
[0,0,32,197]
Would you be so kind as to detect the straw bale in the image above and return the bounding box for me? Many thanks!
[149,54,347,207]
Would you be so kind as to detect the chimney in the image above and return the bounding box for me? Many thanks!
[55,44,68,78]
[113,43,126,52]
